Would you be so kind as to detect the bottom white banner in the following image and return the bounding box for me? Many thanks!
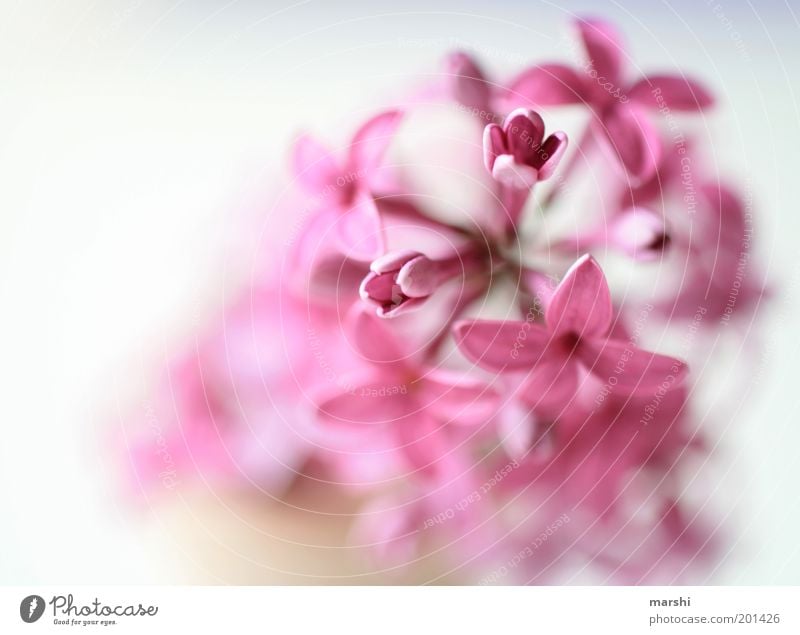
[0,586,796,634]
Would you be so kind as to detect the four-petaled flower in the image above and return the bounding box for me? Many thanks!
[292,110,403,260]
[455,255,688,411]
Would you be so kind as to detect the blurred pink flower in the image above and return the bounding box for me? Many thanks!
[292,110,403,260]
[507,18,713,182]
[315,308,498,475]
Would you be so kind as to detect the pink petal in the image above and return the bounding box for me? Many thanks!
[491,154,539,189]
[336,192,385,261]
[575,18,626,86]
[483,123,507,172]
[597,104,661,183]
[577,337,688,394]
[416,369,499,426]
[454,319,551,371]
[537,131,569,181]
[628,75,714,111]
[347,109,403,174]
[445,51,492,112]
[505,63,589,107]
[504,108,546,165]
[347,306,404,362]
[521,268,557,310]
[699,182,746,246]
[546,255,613,338]
[396,255,438,298]
[307,251,369,302]
[316,381,410,426]
[291,134,341,193]
[360,270,397,304]
[519,355,580,414]
[374,296,428,318]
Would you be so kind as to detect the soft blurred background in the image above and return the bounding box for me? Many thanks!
[1,0,799,584]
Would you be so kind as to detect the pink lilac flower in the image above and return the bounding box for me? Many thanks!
[659,181,768,323]
[360,247,488,317]
[483,108,568,189]
[455,255,688,410]
[125,276,322,498]
[558,205,670,261]
[123,15,766,585]
[292,109,403,260]
[507,18,713,182]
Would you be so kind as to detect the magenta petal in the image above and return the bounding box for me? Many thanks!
[578,338,688,394]
[376,296,427,318]
[336,192,384,261]
[504,108,546,164]
[628,75,714,111]
[699,182,746,245]
[347,109,403,174]
[505,63,589,107]
[445,51,492,112]
[416,369,499,426]
[292,134,341,193]
[597,104,661,183]
[454,319,551,371]
[360,271,397,304]
[347,306,405,362]
[546,255,613,338]
[522,268,557,309]
[537,131,569,181]
[483,123,506,172]
[576,18,626,86]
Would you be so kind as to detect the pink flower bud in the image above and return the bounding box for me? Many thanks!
[483,108,568,189]
[360,250,437,318]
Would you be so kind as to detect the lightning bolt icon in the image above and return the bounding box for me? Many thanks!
[28,597,37,618]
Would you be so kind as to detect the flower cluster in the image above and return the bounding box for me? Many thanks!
[126,18,768,583]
